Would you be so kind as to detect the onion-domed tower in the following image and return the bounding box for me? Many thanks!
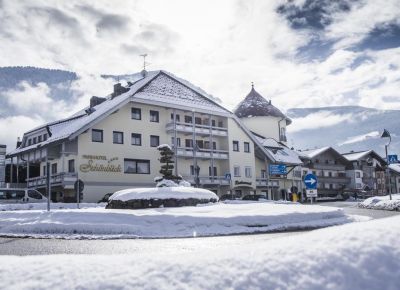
[234,83,291,144]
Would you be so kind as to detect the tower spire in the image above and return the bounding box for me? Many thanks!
[251,82,254,89]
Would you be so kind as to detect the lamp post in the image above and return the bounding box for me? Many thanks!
[381,129,392,200]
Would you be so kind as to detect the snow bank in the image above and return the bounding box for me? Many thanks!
[109,187,218,202]
[1,216,399,290]
[0,203,362,239]
[359,194,400,211]
[0,202,106,211]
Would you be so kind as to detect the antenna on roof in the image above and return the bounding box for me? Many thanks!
[251,82,254,89]
[140,53,148,70]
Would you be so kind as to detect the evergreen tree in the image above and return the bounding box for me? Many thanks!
[156,145,182,186]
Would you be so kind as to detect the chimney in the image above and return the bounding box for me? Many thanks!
[90,96,107,108]
[16,137,22,148]
[112,83,129,99]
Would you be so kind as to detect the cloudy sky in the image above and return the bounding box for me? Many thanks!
[0,0,400,149]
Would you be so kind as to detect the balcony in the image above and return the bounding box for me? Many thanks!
[166,122,228,137]
[182,176,230,186]
[27,172,78,188]
[318,176,350,184]
[176,147,229,159]
[255,178,279,188]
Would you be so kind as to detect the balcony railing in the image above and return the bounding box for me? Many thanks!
[182,176,230,186]
[166,122,228,137]
[176,147,229,159]
[255,178,279,188]
[318,176,351,184]
[26,172,78,188]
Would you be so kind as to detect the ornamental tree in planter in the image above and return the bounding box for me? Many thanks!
[155,144,183,187]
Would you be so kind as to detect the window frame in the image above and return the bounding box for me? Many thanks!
[244,142,250,153]
[131,107,142,120]
[113,131,124,144]
[68,159,75,173]
[131,133,142,146]
[150,135,160,147]
[124,159,150,174]
[233,141,239,152]
[234,166,241,177]
[245,166,252,178]
[92,129,103,143]
[150,110,159,122]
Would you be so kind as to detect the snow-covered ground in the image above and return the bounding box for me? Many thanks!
[0,202,365,239]
[1,216,399,290]
[110,187,218,201]
[359,194,400,211]
[0,202,106,211]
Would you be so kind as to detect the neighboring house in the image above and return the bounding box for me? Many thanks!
[6,70,301,202]
[298,147,350,198]
[388,163,400,194]
[342,150,387,196]
[0,145,5,187]
[234,85,302,200]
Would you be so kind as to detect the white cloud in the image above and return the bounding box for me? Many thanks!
[287,111,352,133]
[338,131,380,146]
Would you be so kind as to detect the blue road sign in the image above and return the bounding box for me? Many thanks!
[225,173,231,181]
[269,164,287,175]
[388,155,398,164]
[304,173,318,189]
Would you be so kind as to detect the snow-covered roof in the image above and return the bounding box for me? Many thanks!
[234,85,291,125]
[254,135,302,165]
[389,163,400,174]
[7,70,233,157]
[342,150,386,164]
[297,147,331,159]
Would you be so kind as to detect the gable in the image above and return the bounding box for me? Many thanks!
[134,72,229,114]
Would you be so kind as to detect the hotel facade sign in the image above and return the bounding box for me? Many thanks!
[79,155,122,173]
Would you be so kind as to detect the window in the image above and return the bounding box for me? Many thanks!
[92,129,103,142]
[131,108,141,120]
[68,159,75,173]
[124,159,150,174]
[150,135,160,147]
[28,190,42,199]
[209,166,217,176]
[234,166,241,177]
[218,121,223,127]
[356,172,361,178]
[184,115,192,123]
[190,165,194,176]
[51,163,57,174]
[113,131,124,144]
[328,172,332,177]
[28,139,32,146]
[185,139,193,148]
[38,135,42,142]
[170,113,180,122]
[245,167,252,178]
[261,170,267,178]
[33,137,37,144]
[195,117,202,125]
[211,120,216,127]
[43,165,47,175]
[150,110,159,122]
[233,141,239,151]
[43,134,48,141]
[244,142,250,153]
[315,159,319,163]
[171,137,181,147]
[131,133,142,146]
[196,140,204,149]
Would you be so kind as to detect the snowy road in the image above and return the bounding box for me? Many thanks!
[0,202,398,256]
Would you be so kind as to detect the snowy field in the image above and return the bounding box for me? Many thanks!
[359,194,400,211]
[1,216,399,290]
[0,202,365,239]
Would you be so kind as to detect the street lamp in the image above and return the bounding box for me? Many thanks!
[381,129,392,200]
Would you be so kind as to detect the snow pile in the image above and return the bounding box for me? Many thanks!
[1,216,399,290]
[0,202,362,239]
[359,194,400,211]
[155,178,191,188]
[109,187,218,202]
[0,202,106,211]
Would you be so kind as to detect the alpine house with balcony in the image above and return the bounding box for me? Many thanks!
[6,70,302,202]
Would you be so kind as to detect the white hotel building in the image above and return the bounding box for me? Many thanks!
[6,70,302,202]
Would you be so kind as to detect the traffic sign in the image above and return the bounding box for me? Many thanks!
[304,173,318,189]
[388,155,398,164]
[224,173,231,181]
[306,189,318,198]
[269,164,287,175]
